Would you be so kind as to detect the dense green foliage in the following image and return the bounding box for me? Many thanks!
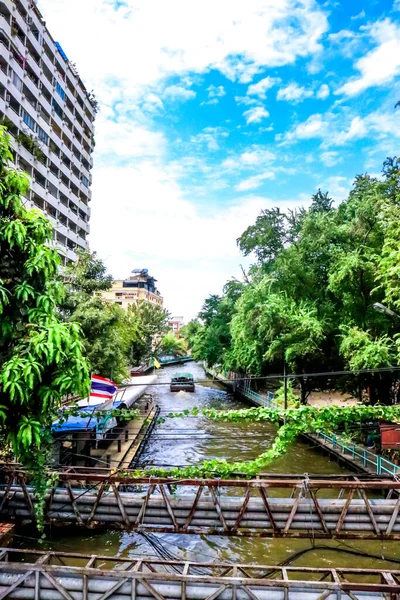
[127,301,170,366]
[61,251,169,381]
[0,126,90,469]
[159,331,187,357]
[188,158,400,403]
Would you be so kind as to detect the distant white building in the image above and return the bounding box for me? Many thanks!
[168,316,184,335]
[0,0,96,264]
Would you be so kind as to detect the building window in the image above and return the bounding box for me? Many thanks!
[55,82,65,100]
[81,175,90,188]
[12,71,23,92]
[37,126,49,145]
[52,98,63,119]
[23,110,35,131]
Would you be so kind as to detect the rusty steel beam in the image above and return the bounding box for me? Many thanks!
[1,474,400,538]
[1,465,400,489]
[0,547,398,599]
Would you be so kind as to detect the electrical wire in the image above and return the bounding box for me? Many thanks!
[112,365,400,389]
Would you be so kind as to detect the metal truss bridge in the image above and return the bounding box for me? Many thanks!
[1,468,400,539]
[0,547,398,600]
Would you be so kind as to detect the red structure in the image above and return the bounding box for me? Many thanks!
[379,420,400,449]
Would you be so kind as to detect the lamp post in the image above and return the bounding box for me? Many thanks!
[283,358,288,410]
[373,303,400,320]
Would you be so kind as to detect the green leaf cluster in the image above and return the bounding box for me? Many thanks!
[0,126,90,472]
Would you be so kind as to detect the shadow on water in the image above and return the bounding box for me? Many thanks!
[16,362,400,569]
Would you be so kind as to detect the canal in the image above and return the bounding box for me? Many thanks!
[16,362,400,570]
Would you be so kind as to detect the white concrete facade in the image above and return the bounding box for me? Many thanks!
[0,0,96,263]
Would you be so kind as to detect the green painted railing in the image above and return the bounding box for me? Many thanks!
[314,431,400,476]
[236,384,278,409]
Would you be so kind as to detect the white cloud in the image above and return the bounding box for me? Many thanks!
[328,29,361,59]
[280,108,400,148]
[35,0,329,318]
[316,83,330,99]
[320,176,351,202]
[164,85,196,100]
[243,106,270,124]
[95,116,166,158]
[142,93,164,112]
[190,127,229,151]
[320,151,341,167]
[283,113,325,140]
[350,10,365,20]
[240,148,275,166]
[207,85,226,98]
[277,82,313,103]
[393,0,400,11]
[201,84,226,105]
[246,76,281,99]
[89,163,302,319]
[222,146,275,170]
[235,172,275,191]
[337,19,400,96]
[38,0,328,95]
[332,116,367,144]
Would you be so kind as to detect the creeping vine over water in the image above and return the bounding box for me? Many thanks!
[141,403,400,479]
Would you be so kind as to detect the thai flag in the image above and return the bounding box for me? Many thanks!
[90,375,117,405]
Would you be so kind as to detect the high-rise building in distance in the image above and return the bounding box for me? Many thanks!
[0,0,96,263]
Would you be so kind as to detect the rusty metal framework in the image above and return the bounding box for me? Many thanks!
[1,470,400,539]
[0,547,398,599]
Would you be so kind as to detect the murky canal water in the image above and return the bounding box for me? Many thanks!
[16,362,400,570]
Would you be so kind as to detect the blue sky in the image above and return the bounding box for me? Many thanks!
[38,0,400,320]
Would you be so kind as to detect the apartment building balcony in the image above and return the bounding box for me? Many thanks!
[26,27,42,57]
[40,49,54,77]
[0,12,11,32]
[25,51,40,79]
[1,0,13,13]
[31,177,47,200]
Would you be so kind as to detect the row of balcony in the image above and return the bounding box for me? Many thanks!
[0,46,95,156]
[1,101,92,207]
[1,0,96,123]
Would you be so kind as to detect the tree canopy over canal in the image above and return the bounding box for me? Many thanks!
[185,157,400,403]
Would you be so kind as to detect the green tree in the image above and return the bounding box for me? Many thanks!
[192,280,244,367]
[0,126,89,469]
[196,159,400,404]
[160,331,187,357]
[127,301,169,366]
[61,250,130,382]
[180,319,201,348]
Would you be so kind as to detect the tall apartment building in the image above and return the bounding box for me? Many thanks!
[0,0,96,263]
[103,269,164,310]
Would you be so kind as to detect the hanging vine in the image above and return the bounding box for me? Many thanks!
[140,403,400,479]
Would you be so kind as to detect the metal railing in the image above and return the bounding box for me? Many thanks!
[236,384,278,408]
[315,431,400,476]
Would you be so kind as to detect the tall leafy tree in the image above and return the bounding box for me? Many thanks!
[160,331,187,357]
[127,302,170,366]
[61,250,130,382]
[0,126,89,468]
